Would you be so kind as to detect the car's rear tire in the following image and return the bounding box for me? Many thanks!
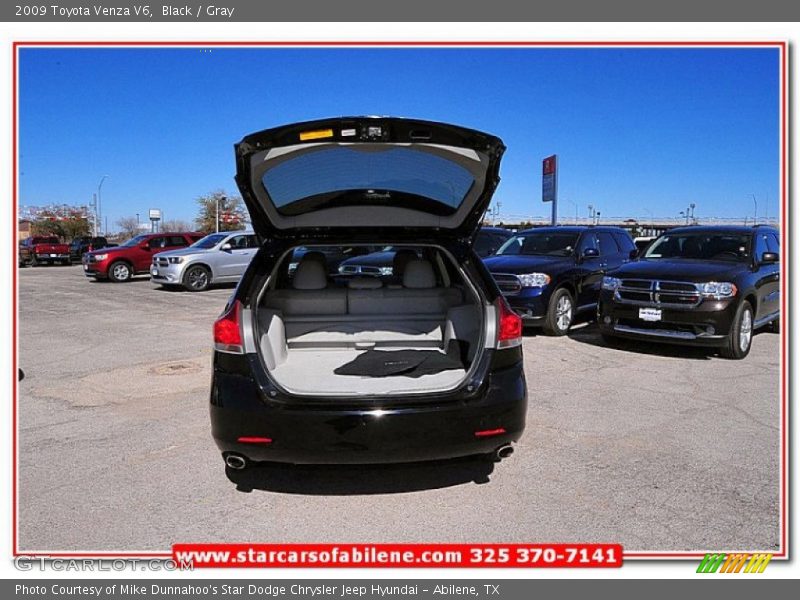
[768,318,780,334]
[108,261,132,283]
[183,265,211,292]
[720,300,753,360]
[543,287,574,336]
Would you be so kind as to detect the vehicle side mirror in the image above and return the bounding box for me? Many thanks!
[761,251,779,264]
[221,243,232,251]
[629,249,639,260]
[582,248,600,259]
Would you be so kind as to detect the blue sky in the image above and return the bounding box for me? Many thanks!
[18,47,780,229]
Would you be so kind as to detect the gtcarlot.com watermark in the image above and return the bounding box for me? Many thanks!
[14,557,193,572]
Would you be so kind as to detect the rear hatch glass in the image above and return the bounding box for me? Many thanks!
[235,117,505,237]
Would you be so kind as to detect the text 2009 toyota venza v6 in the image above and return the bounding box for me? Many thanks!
[210,117,528,471]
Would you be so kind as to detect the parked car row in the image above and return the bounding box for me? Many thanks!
[33,221,781,362]
[484,223,779,360]
[82,232,204,282]
[301,221,780,360]
[19,235,117,267]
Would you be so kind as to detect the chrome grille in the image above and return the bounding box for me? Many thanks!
[616,279,702,308]
[156,257,169,266]
[340,264,381,275]
[491,273,522,296]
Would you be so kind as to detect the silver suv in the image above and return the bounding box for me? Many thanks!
[150,231,258,291]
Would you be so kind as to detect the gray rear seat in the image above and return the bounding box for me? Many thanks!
[263,259,347,315]
[348,259,461,315]
[263,258,465,348]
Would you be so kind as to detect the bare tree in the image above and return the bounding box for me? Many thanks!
[161,219,192,232]
[115,216,140,239]
[194,190,246,233]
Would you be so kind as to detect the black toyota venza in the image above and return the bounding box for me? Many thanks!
[210,117,527,471]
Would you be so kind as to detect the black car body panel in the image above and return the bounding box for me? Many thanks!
[598,225,780,350]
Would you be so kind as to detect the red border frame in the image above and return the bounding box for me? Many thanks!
[11,40,788,562]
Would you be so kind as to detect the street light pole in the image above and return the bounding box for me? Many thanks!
[565,199,577,225]
[752,194,758,225]
[97,175,109,235]
[91,193,98,237]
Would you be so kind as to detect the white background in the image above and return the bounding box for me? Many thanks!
[0,21,794,579]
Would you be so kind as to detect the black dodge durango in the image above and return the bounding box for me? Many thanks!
[598,225,780,359]
[210,117,528,472]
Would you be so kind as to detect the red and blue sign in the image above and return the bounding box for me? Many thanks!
[542,154,557,203]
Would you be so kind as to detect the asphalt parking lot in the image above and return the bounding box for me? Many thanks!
[18,265,780,552]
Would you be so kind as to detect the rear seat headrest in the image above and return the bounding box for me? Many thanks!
[293,260,328,290]
[347,277,383,290]
[301,251,327,268]
[392,249,418,277]
[403,259,436,289]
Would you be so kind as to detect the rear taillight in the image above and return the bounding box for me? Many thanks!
[213,300,244,354]
[237,436,272,445]
[474,428,507,438]
[496,297,522,349]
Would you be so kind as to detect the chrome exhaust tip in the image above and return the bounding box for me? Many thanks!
[495,444,514,461]
[225,454,248,471]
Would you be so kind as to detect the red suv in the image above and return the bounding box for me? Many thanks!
[83,232,204,282]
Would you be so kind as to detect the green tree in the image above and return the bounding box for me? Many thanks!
[193,190,246,233]
[30,217,64,239]
[30,208,91,240]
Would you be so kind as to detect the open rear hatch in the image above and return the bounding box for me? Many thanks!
[235,116,505,239]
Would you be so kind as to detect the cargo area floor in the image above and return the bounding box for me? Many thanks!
[269,348,467,395]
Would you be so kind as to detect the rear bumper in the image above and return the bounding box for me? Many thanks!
[210,358,528,465]
[34,252,70,262]
[597,292,738,347]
